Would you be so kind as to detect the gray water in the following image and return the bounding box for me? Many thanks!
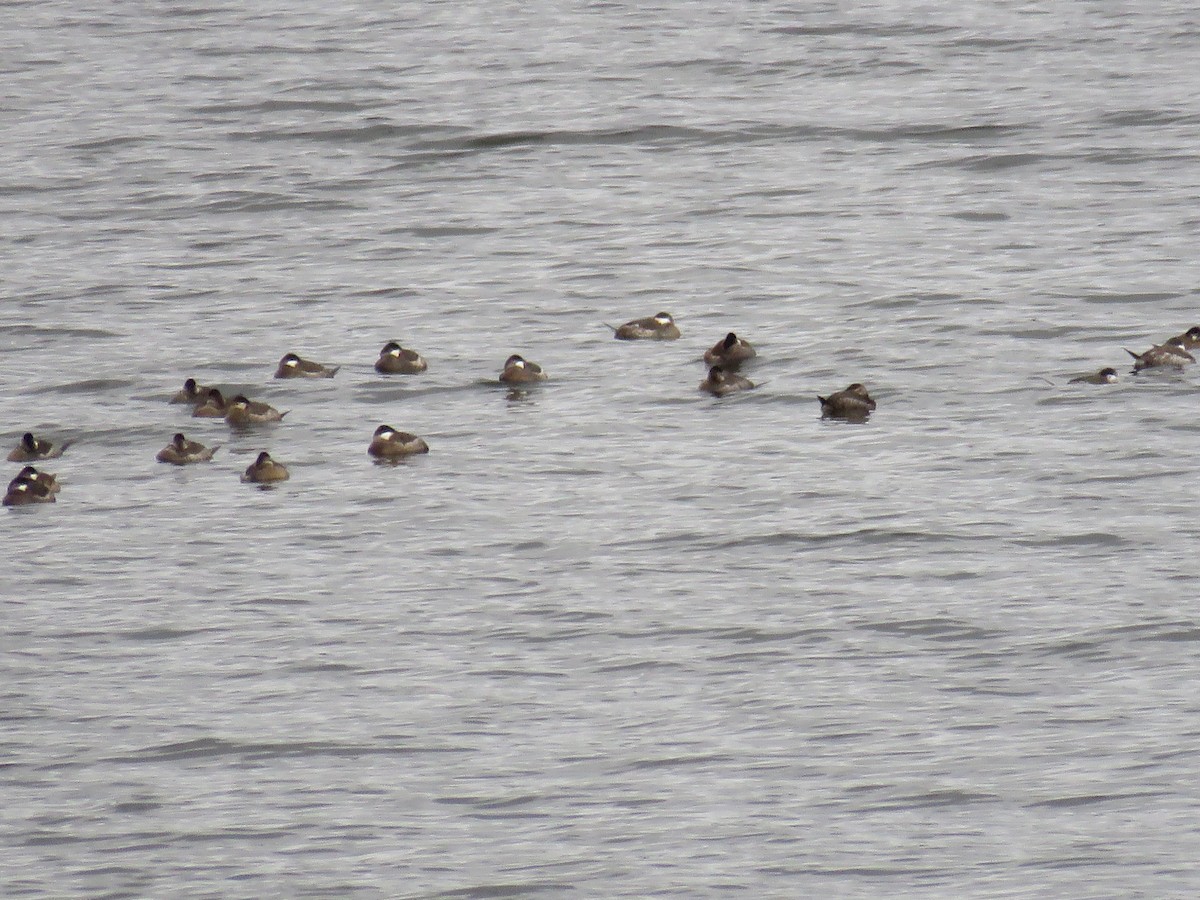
[5,2,1200,897]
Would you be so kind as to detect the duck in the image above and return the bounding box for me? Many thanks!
[10,465,60,495]
[1168,326,1200,349]
[169,378,214,405]
[241,451,289,483]
[703,332,756,368]
[156,433,219,465]
[819,383,876,421]
[191,388,228,418]
[1125,339,1194,373]
[274,352,339,379]
[224,394,287,426]
[1069,367,1119,385]
[499,354,547,384]
[368,425,430,459]
[374,341,428,374]
[7,432,73,462]
[610,312,681,341]
[3,473,56,506]
[699,365,755,397]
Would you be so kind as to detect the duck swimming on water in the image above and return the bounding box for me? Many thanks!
[819,383,876,421]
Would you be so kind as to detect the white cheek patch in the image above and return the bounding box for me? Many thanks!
[380,429,396,439]
[389,348,401,357]
[286,358,298,367]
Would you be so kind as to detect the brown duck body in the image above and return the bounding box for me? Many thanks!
[1069,367,1118,385]
[375,342,428,374]
[1168,326,1200,350]
[241,451,289,483]
[10,465,60,496]
[819,383,876,421]
[156,433,219,464]
[225,395,287,426]
[274,353,339,379]
[703,332,756,368]
[1125,340,1194,372]
[191,389,228,418]
[5,464,59,504]
[613,312,680,341]
[368,425,430,459]
[4,474,57,505]
[170,378,214,405]
[499,355,547,384]
[699,365,755,397]
[7,432,72,462]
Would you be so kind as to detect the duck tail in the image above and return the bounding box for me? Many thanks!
[1124,348,1140,360]
[602,323,618,334]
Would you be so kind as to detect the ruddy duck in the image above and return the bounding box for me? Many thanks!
[368,425,430,459]
[1069,367,1118,385]
[7,432,73,462]
[274,352,339,379]
[3,474,56,506]
[703,332,756,368]
[699,365,755,397]
[225,394,287,426]
[499,354,547,384]
[1125,339,1194,372]
[170,378,214,405]
[10,465,60,495]
[1168,326,1200,349]
[374,341,428,374]
[819,383,876,421]
[191,388,227,418]
[156,433,219,465]
[611,312,681,341]
[241,451,289,483]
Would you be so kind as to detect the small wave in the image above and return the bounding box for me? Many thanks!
[426,883,572,899]
[106,737,473,764]
[939,151,1058,172]
[122,627,213,642]
[857,617,999,642]
[946,210,1010,222]
[0,324,123,339]
[626,752,735,772]
[768,22,956,39]
[1012,532,1126,548]
[1099,108,1200,128]
[30,377,138,395]
[195,97,379,115]
[200,191,356,214]
[1028,791,1166,808]
[862,788,1000,811]
[1077,290,1183,305]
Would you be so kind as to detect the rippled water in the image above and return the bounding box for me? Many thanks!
[5,2,1200,897]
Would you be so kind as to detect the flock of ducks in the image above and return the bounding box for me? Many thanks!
[4,337,443,505]
[1070,325,1200,383]
[606,313,877,413]
[7,315,1194,507]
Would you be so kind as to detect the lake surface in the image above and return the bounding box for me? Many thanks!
[5,2,1200,897]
